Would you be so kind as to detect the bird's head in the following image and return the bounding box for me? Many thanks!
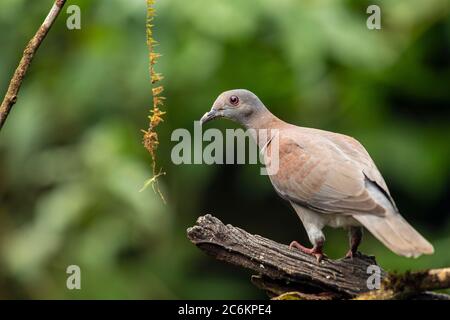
[200,89,267,126]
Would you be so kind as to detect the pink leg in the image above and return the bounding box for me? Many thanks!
[345,227,363,259]
[289,239,324,262]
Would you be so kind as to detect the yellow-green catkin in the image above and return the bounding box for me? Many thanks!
[141,0,166,201]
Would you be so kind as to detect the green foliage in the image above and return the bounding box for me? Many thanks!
[0,0,448,299]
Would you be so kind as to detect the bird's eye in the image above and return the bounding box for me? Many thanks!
[229,95,239,106]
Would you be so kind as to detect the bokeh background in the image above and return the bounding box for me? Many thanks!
[0,0,449,299]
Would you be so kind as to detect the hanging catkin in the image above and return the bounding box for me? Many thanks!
[142,0,166,201]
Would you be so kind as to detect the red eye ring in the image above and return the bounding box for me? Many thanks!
[229,95,239,106]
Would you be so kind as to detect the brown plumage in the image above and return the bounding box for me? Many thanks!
[201,89,434,260]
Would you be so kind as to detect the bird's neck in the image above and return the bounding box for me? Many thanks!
[243,110,284,130]
[242,110,286,149]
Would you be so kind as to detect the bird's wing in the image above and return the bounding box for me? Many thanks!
[321,131,398,209]
[266,129,393,216]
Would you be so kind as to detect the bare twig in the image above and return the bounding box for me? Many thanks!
[0,0,67,130]
[187,214,450,300]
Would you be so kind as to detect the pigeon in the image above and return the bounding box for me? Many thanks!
[200,89,434,261]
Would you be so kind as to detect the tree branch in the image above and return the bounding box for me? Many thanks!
[357,267,450,300]
[187,214,450,300]
[187,214,385,298]
[0,0,67,131]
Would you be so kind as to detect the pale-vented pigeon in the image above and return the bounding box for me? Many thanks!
[200,89,434,261]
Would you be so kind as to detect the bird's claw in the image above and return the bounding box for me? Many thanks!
[313,252,324,263]
[344,250,360,259]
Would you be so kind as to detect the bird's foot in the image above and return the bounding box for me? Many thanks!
[289,241,324,263]
[344,250,360,259]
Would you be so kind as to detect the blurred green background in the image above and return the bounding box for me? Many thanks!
[0,0,449,299]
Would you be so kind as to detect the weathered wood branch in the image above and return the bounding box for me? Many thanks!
[0,0,67,130]
[187,214,385,298]
[187,214,450,300]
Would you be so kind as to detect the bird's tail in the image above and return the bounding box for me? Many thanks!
[354,212,434,258]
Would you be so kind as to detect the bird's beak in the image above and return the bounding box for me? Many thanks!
[200,109,220,125]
